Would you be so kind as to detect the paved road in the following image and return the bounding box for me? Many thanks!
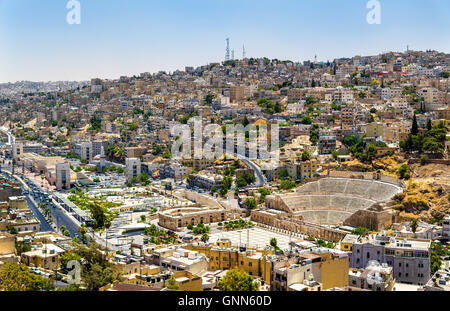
[3,168,82,237]
[0,126,15,145]
[25,194,54,232]
[0,169,54,232]
[238,156,266,187]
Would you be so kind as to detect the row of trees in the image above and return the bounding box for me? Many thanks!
[400,118,447,154]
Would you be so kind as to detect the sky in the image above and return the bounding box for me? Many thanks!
[0,0,449,83]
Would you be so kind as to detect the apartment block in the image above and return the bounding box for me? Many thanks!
[56,162,71,190]
[125,158,141,182]
[348,233,431,285]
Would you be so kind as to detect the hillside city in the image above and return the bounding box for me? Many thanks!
[0,49,449,292]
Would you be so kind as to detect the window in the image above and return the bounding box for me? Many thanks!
[385,249,395,256]
[367,252,370,259]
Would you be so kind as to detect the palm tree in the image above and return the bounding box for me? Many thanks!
[270,238,277,251]
[78,223,88,242]
[201,233,209,243]
[43,207,51,217]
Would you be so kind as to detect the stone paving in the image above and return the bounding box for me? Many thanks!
[208,227,297,251]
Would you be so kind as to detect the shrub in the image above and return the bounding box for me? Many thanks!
[420,155,429,165]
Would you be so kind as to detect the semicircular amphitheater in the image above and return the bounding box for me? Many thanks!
[265,177,404,225]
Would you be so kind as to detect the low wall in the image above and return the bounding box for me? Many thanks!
[407,158,450,165]
[343,209,397,231]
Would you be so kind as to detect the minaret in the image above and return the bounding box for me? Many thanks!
[100,146,106,169]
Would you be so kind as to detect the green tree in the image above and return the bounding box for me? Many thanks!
[0,263,54,291]
[351,227,370,236]
[244,197,257,210]
[139,172,150,185]
[236,176,248,188]
[411,114,419,135]
[332,150,340,160]
[431,242,449,274]
[279,177,296,190]
[398,164,411,180]
[59,251,82,274]
[301,150,311,161]
[217,268,259,291]
[201,233,209,243]
[71,242,122,291]
[301,116,312,125]
[15,240,31,256]
[258,188,271,203]
[167,274,180,290]
[7,226,18,235]
[410,218,418,234]
[426,119,432,131]
[270,238,278,250]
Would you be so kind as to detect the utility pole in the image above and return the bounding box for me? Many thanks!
[247,228,249,249]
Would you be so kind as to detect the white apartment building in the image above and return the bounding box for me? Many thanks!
[442,216,450,241]
[159,163,188,181]
[74,142,93,161]
[349,233,431,286]
[56,162,71,190]
[125,158,141,182]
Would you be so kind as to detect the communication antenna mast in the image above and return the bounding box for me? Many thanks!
[242,45,246,59]
[231,50,235,61]
[225,38,230,62]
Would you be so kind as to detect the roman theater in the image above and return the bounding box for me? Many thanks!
[251,174,405,241]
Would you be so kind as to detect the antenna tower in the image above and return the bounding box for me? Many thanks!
[225,38,230,62]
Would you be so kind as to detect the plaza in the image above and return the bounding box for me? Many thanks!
[208,227,296,251]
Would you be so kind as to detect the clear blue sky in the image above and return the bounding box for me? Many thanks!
[0,0,449,82]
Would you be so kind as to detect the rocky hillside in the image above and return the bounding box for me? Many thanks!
[337,155,450,223]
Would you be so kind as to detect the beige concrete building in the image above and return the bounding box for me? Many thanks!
[230,85,247,103]
[8,196,28,211]
[348,263,395,291]
[159,206,227,231]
